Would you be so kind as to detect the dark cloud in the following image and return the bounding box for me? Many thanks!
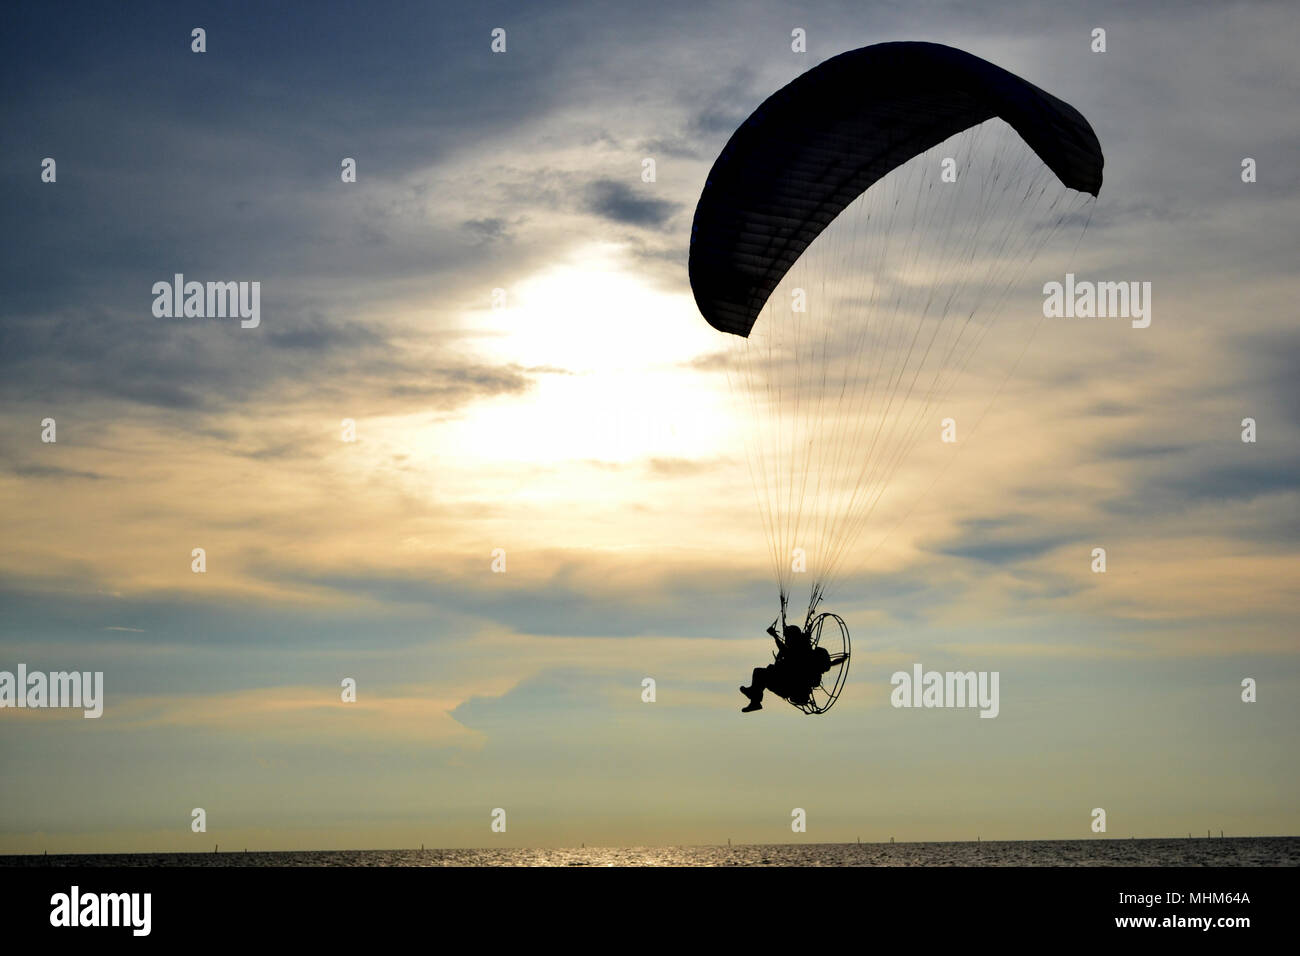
[1092,440,1191,460]
[8,463,108,481]
[0,295,540,418]
[585,179,680,227]
[265,319,380,352]
[1099,454,1300,520]
[383,363,534,403]
[264,562,771,639]
[461,217,513,245]
[685,65,762,139]
[929,515,1078,565]
[1080,400,1140,418]
[0,0,591,417]
[1163,460,1300,503]
[1233,328,1300,427]
[940,537,1072,565]
[638,135,702,160]
[229,439,314,462]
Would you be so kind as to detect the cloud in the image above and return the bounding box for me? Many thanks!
[264,318,380,353]
[8,463,108,481]
[646,456,727,477]
[585,179,680,227]
[460,217,514,245]
[107,686,481,747]
[928,515,1079,566]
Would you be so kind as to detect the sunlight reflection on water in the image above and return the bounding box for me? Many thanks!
[7,838,1297,867]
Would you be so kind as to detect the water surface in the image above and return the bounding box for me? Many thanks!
[4,837,1295,867]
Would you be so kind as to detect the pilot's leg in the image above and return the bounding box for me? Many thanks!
[740,667,769,711]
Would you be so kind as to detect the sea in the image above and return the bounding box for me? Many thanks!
[3,837,1296,866]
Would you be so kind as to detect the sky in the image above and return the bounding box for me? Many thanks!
[1,0,1297,852]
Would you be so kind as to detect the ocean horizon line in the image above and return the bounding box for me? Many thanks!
[4,833,1296,860]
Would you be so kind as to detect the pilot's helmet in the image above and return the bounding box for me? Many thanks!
[783,624,805,642]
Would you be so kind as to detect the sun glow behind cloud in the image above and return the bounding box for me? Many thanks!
[425,244,735,469]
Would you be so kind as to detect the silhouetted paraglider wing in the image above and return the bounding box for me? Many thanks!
[688,41,1104,337]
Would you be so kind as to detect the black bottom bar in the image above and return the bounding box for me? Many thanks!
[0,864,1286,942]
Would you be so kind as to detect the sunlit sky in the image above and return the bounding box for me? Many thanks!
[2,0,1297,852]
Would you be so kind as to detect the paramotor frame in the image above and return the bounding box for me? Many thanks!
[789,612,851,715]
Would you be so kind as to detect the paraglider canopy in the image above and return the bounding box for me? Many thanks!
[689,41,1104,337]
